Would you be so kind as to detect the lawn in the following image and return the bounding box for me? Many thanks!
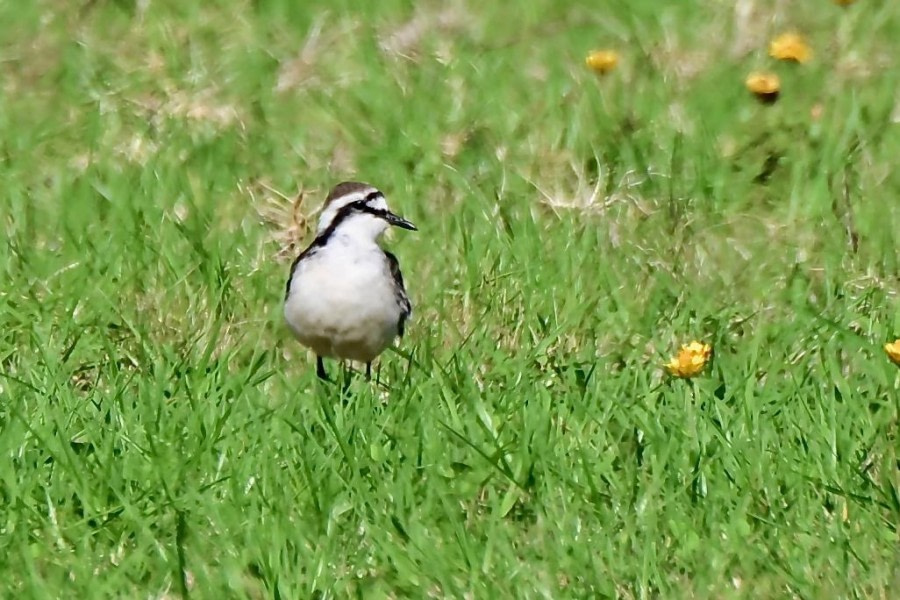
[1,0,899,597]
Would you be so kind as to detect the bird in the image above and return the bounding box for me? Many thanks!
[284,181,416,381]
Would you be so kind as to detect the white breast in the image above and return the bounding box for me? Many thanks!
[284,238,402,363]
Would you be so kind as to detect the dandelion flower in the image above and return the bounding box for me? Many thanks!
[885,340,900,366]
[665,341,712,378]
[769,32,812,63]
[745,72,780,104]
[585,50,619,75]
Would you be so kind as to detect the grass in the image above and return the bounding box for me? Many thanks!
[1,0,899,597]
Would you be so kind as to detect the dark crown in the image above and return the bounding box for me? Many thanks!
[324,181,377,207]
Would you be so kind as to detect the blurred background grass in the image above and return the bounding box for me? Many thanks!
[1,0,899,597]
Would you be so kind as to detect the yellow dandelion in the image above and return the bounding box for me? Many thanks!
[745,72,781,104]
[885,340,900,366]
[665,341,712,378]
[769,32,812,63]
[585,50,619,75]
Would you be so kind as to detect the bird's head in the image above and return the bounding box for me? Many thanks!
[317,181,416,242]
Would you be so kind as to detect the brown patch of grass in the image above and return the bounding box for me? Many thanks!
[275,16,362,93]
[730,0,771,58]
[527,157,654,227]
[378,3,471,59]
[249,181,316,263]
[129,85,242,129]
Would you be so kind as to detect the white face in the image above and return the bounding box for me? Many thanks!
[317,188,390,240]
[314,182,416,243]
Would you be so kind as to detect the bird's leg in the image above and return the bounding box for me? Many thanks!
[365,362,372,381]
[316,356,329,381]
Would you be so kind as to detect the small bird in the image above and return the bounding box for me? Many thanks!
[284,181,416,380]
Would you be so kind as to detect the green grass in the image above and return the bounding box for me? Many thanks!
[1,0,899,597]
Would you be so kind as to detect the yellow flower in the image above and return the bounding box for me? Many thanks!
[665,341,712,378]
[745,72,780,104]
[585,50,619,75]
[769,32,812,63]
[885,340,900,366]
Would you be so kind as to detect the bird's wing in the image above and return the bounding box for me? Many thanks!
[383,250,411,336]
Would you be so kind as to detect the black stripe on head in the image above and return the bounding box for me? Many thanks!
[311,194,390,247]
[363,190,384,204]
